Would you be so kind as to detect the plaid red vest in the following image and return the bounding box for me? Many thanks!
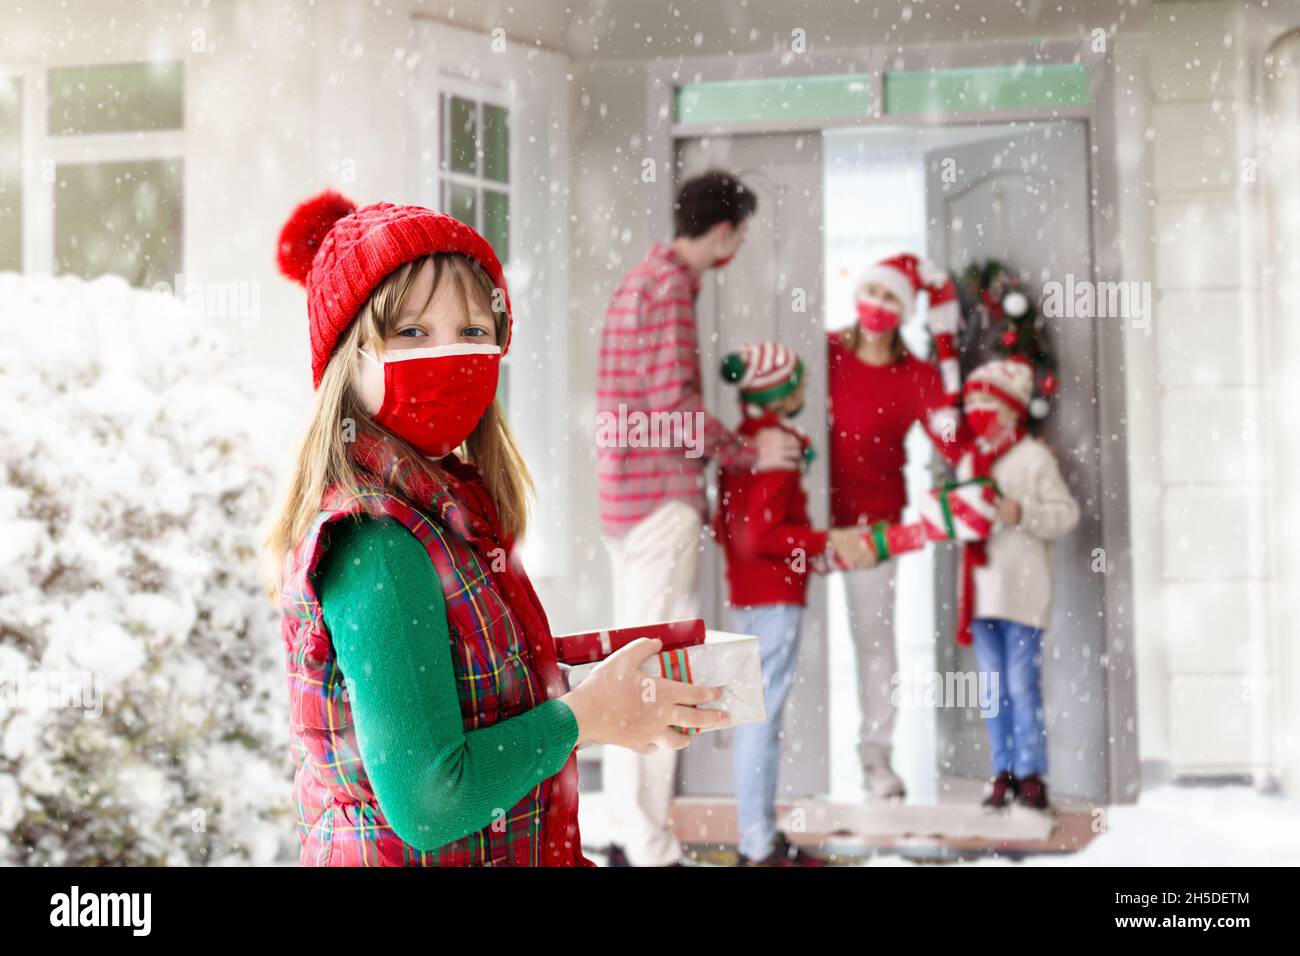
[280,462,584,866]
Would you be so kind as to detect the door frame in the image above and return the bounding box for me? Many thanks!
[675,133,831,796]
[642,36,1139,805]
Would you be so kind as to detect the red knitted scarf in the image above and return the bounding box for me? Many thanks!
[957,424,1025,646]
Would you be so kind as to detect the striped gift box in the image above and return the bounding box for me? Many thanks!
[918,477,999,542]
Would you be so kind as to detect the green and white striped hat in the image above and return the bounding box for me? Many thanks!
[720,341,804,406]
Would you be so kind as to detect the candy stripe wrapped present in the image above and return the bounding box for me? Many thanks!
[918,477,999,542]
[829,521,930,568]
[558,626,766,734]
[829,478,1001,568]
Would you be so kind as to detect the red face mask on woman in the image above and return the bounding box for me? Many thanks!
[856,297,901,333]
[358,343,501,457]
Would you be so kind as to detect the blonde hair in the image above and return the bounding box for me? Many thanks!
[261,254,532,600]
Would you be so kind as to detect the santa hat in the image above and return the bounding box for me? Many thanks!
[720,341,804,407]
[276,190,512,389]
[856,254,958,328]
[963,356,1035,418]
[857,253,961,396]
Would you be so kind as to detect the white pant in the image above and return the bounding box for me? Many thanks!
[843,562,898,771]
[601,501,703,866]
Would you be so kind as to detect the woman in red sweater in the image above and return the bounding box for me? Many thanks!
[827,254,967,799]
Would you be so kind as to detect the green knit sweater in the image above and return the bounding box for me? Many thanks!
[316,515,579,852]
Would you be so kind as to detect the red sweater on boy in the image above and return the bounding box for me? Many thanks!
[712,411,828,608]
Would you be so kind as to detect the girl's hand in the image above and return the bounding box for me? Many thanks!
[559,638,729,752]
[997,495,1022,526]
[829,527,877,569]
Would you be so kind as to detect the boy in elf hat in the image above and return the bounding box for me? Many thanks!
[713,342,876,865]
[956,357,1080,810]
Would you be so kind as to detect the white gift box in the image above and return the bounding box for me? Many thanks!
[560,629,767,732]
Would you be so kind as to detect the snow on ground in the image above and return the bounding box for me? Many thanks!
[1042,784,1300,867]
[579,784,1300,866]
[865,784,1300,866]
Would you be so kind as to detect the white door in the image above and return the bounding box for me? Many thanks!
[923,121,1109,801]
[675,133,829,796]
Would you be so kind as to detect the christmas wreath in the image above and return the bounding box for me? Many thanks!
[954,259,1059,420]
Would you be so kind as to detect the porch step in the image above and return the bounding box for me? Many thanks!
[665,797,1097,858]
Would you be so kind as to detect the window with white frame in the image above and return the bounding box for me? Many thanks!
[0,60,184,286]
[439,91,510,261]
[436,86,514,405]
[0,74,21,271]
[417,21,570,580]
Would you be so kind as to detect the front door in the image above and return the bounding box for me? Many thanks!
[923,121,1109,802]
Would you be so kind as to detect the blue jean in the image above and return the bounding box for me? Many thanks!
[971,617,1048,778]
[730,603,803,861]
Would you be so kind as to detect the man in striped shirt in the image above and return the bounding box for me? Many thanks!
[596,170,802,867]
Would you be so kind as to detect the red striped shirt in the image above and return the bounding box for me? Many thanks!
[595,243,755,537]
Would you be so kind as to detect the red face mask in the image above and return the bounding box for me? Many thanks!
[965,408,1003,439]
[713,253,736,269]
[856,297,901,333]
[359,343,501,457]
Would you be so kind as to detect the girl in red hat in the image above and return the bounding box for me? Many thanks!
[262,192,727,866]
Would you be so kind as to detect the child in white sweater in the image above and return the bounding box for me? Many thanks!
[957,358,1080,810]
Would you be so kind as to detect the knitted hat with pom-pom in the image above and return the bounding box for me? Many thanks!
[720,341,803,407]
[275,190,512,388]
[963,355,1035,418]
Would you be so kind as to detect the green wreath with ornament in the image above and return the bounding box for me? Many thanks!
[954,259,1060,421]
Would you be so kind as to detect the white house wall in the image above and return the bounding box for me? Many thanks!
[1140,0,1278,782]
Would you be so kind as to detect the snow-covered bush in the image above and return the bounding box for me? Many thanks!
[0,273,296,865]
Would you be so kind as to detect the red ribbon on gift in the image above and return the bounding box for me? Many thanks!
[553,618,706,665]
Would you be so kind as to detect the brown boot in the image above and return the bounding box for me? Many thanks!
[981,772,1018,808]
[1016,774,1050,810]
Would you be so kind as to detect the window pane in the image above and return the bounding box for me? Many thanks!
[55,159,183,288]
[443,180,477,227]
[482,103,509,183]
[0,76,21,271]
[482,189,509,263]
[48,62,184,136]
[446,95,478,175]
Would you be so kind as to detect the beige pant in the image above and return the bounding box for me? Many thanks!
[843,562,898,771]
[601,501,703,867]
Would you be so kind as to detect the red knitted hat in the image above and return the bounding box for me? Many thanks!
[276,190,513,388]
